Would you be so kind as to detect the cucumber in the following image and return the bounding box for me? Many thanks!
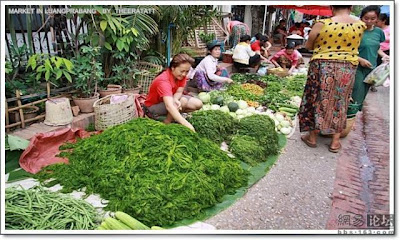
[279,107,298,113]
[277,103,299,110]
[115,211,150,230]
[104,217,132,230]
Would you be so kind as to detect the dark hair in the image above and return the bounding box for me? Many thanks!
[279,19,286,23]
[254,33,262,40]
[285,43,295,50]
[294,42,302,47]
[379,13,389,25]
[259,35,268,44]
[294,22,301,28]
[240,35,251,42]
[331,5,352,10]
[360,5,380,18]
[305,22,311,26]
[169,53,194,68]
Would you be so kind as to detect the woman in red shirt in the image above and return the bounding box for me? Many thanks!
[270,44,299,74]
[144,54,203,131]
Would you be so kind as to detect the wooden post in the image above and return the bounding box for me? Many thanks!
[5,100,10,133]
[15,90,25,128]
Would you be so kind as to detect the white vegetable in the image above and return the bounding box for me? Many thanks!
[256,106,264,112]
[198,92,211,103]
[229,112,237,118]
[219,106,230,113]
[237,100,248,110]
[235,109,244,115]
[280,120,291,128]
[280,127,292,135]
[247,107,256,113]
[274,119,280,126]
[275,113,285,122]
[202,104,211,111]
[211,104,220,110]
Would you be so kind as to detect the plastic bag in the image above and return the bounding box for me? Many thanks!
[363,63,390,86]
[257,66,268,76]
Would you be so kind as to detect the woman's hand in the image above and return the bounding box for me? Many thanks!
[382,55,390,63]
[174,98,182,111]
[184,122,196,132]
[225,79,234,84]
[359,58,372,68]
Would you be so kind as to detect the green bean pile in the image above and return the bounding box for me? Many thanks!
[5,186,101,230]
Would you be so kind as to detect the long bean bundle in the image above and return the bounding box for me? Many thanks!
[5,186,100,230]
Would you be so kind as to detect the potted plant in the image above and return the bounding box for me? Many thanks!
[71,46,104,113]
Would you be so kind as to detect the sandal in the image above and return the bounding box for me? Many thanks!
[301,135,317,148]
[329,143,342,153]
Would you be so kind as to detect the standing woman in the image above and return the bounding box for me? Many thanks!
[226,17,250,48]
[298,5,366,153]
[350,6,389,110]
[376,13,390,66]
[144,54,203,131]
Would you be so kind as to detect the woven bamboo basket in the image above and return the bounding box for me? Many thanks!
[135,62,163,94]
[93,93,137,130]
[268,68,290,78]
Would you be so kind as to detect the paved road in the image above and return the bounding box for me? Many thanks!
[205,86,391,230]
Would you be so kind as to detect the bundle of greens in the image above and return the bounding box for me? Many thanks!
[237,115,280,156]
[226,84,260,102]
[228,135,266,166]
[5,186,100,230]
[35,118,248,227]
[187,110,238,144]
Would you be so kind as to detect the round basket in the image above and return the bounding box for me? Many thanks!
[93,93,137,131]
[268,68,290,78]
[44,97,73,126]
[99,84,122,98]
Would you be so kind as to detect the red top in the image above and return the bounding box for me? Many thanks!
[270,49,299,67]
[144,69,187,107]
[289,26,304,36]
[251,40,261,51]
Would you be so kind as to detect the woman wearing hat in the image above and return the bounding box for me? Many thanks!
[192,41,233,92]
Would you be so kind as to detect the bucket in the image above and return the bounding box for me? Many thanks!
[44,98,73,126]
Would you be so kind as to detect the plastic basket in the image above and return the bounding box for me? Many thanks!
[93,93,137,130]
[135,62,163,94]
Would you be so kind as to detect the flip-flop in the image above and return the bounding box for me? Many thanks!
[329,143,342,153]
[301,135,317,148]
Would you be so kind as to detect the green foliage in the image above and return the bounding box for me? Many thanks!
[71,46,104,97]
[35,118,249,227]
[26,54,74,87]
[238,115,280,155]
[188,110,238,144]
[229,135,266,166]
[199,32,216,44]
[226,84,260,102]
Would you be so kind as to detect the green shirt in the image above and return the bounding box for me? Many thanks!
[358,27,385,68]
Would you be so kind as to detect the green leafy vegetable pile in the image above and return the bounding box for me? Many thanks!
[228,135,266,166]
[187,110,238,144]
[5,186,100,230]
[35,118,248,227]
[237,115,280,156]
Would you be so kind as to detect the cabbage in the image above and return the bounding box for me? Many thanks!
[275,113,285,122]
[219,106,230,113]
[229,112,237,118]
[210,104,220,110]
[235,109,244,115]
[237,100,248,110]
[280,120,291,128]
[198,92,211,103]
[247,107,256,113]
[201,104,211,111]
[280,127,292,135]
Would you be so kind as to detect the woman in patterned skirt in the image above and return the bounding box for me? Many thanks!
[298,5,366,153]
[226,17,250,49]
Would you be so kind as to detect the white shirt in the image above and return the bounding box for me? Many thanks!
[195,55,229,82]
[232,42,256,65]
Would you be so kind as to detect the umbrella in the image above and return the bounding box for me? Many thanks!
[295,7,332,16]
[380,5,390,16]
[273,5,332,16]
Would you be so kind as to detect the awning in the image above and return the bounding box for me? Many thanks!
[273,5,332,16]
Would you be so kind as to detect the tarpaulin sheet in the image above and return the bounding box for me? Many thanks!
[19,128,99,174]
